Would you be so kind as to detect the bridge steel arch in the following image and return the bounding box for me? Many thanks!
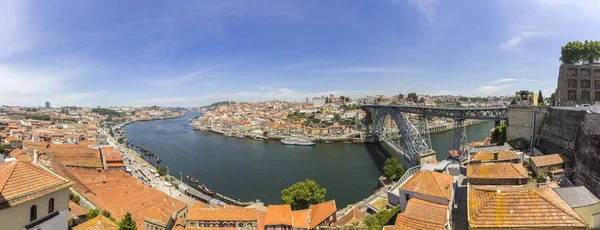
[372,107,432,165]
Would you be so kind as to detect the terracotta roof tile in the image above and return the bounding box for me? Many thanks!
[69,200,89,217]
[187,208,258,221]
[400,171,453,200]
[292,209,310,228]
[144,206,172,224]
[468,185,587,228]
[335,207,366,226]
[309,200,336,229]
[0,160,72,210]
[469,150,519,162]
[467,163,528,179]
[73,215,118,230]
[265,204,293,226]
[530,154,569,167]
[395,198,448,230]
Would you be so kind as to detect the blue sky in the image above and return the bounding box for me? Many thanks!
[1,0,600,106]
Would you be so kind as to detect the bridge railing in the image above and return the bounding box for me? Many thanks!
[388,165,421,195]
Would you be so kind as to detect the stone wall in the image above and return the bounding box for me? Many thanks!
[506,105,547,146]
[536,108,600,195]
[573,112,600,195]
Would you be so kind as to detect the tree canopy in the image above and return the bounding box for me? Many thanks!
[118,212,137,230]
[383,158,405,181]
[363,206,400,230]
[560,40,600,64]
[407,93,418,102]
[281,179,327,210]
[538,90,544,106]
[157,166,167,176]
[91,108,122,117]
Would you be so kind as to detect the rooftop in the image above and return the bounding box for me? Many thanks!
[399,170,453,200]
[187,207,258,221]
[530,154,570,167]
[395,198,448,230]
[0,160,72,210]
[469,150,520,162]
[23,141,103,168]
[467,163,528,179]
[265,204,293,226]
[73,215,118,230]
[468,185,587,228]
[335,207,366,226]
[554,186,600,208]
[309,200,337,229]
[291,209,310,229]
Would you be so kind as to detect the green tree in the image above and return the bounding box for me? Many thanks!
[510,98,517,105]
[102,210,111,218]
[118,212,137,230]
[418,97,425,103]
[109,129,115,137]
[157,166,167,176]
[86,208,101,220]
[560,41,585,64]
[0,144,4,154]
[583,40,600,64]
[407,93,418,102]
[281,179,327,210]
[117,138,124,144]
[490,124,506,144]
[537,90,544,106]
[383,158,405,181]
[69,191,81,205]
[194,116,200,119]
[363,206,401,230]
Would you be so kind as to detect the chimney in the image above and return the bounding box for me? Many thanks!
[493,151,499,161]
[33,150,39,164]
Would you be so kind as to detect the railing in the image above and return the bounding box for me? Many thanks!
[388,165,421,194]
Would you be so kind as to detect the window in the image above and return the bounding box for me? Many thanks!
[595,80,600,89]
[568,79,578,88]
[582,91,590,101]
[582,80,591,88]
[30,205,37,222]
[48,198,54,213]
[568,90,577,100]
[596,92,600,102]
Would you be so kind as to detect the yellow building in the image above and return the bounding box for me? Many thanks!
[515,90,539,106]
[555,186,600,229]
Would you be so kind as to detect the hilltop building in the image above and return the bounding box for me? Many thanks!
[515,90,538,106]
[45,101,51,109]
[556,64,600,105]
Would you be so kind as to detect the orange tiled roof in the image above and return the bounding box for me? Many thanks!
[468,185,587,228]
[265,204,293,226]
[69,200,89,217]
[467,163,528,179]
[73,215,118,230]
[0,160,72,210]
[291,209,309,228]
[400,171,453,200]
[530,154,569,167]
[335,207,366,226]
[309,200,337,229]
[257,211,267,230]
[65,168,186,230]
[187,207,258,221]
[23,141,103,168]
[469,150,519,162]
[144,206,172,224]
[395,198,448,230]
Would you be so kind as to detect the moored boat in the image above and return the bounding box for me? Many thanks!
[280,138,316,146]
[154,156,161,163]
[186,175,199,183]
[199,184,214,195]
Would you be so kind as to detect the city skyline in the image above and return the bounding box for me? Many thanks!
[2,0,600,106]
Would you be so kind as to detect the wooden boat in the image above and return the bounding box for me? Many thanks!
[198,184,214,195]
[154,156,161,163]
[186,175,199,183]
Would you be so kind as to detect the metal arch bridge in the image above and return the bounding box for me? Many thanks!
[361,105,508,165]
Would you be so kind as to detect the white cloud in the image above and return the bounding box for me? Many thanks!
[475,84,517,96]
[148,65,223,87]
[490,78,536,84]
[500,31,541,49]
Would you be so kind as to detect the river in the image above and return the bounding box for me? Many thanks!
[122,112,494,207]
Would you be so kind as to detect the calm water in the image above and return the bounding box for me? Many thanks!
[122,112,493,207]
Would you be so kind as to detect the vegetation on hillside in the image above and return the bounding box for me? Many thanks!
[118,212,137,230]
[91,108,122,117]
[24,114,51,121]
[490,124,506,144]
[363,206,401,230]
[210,101,235,107]
[281,179,327,210]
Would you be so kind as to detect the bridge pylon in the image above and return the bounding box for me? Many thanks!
[453,119,469,161]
